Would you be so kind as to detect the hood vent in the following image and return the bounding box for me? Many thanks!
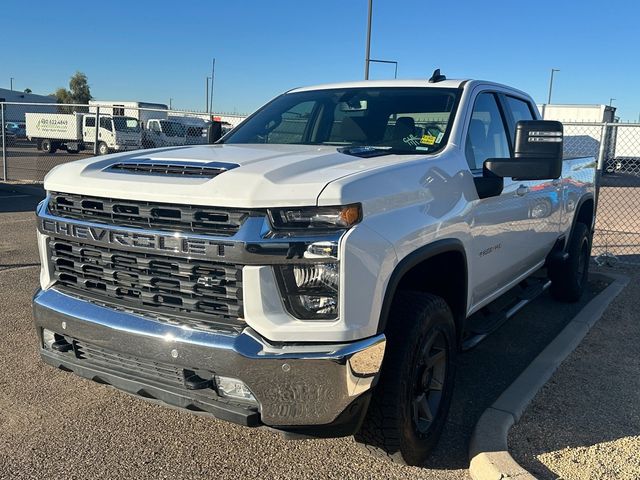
[108,160,239,178]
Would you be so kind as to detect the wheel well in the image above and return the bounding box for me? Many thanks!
[395,250,467,340]
[576,198,594,230]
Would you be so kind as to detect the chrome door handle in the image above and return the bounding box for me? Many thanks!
[516,185,529,196]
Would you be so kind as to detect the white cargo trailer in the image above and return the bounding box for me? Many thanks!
[89,101,169,126]
[26,112,142,155]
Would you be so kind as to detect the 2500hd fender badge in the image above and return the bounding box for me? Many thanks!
[39,218,224,257]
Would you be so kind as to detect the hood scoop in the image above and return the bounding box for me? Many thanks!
[107,160,239,178]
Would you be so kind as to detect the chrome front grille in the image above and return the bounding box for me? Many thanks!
[48,192,258,236]
[49,237,244,333]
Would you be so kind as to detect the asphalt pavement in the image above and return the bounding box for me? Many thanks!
[0,187,606,480]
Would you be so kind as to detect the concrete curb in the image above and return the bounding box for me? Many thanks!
[468,272,630,480]
[0,181,45,197]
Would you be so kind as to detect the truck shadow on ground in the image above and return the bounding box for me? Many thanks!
[421,276,608,470]
[0,184,45,212]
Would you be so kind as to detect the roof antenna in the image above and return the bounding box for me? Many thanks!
[428,68,446,83]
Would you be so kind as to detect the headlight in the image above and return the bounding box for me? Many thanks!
[268,204,361,230]
[276,263,339,320]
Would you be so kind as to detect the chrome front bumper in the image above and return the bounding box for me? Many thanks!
[33,288,385,429]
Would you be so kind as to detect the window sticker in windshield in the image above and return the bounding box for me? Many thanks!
[436,132,445,143]
[403,134,421,147]
[420,134,437,146]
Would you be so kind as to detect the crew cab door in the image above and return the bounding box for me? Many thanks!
[500,94,562,256]
[466,91,559,307]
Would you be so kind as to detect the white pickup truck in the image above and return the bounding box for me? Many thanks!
[33,75,596,465]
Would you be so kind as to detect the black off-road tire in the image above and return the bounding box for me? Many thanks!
[550,222,591,302]
[354,291,457,466]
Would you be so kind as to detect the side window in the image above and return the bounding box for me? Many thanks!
[505,96,535,142]
[85,116,96,127]
[100,117,113,131]
[465,93,510,170]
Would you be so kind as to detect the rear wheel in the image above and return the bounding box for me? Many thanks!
[550,222,591,302]
[354,291,457,466]
[41,139,57,154]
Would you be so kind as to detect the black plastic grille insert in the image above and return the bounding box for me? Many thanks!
[50,237,244,333]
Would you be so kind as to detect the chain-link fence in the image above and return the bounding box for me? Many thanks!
[0,101,246,182]
[563,122,640,265]
[1,102,639,264]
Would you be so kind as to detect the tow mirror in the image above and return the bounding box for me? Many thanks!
[207,120,223,143]
[484,120,563,181]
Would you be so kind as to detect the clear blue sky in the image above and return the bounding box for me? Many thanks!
[1,0,638,120]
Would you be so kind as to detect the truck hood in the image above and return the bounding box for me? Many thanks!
[43,144,423,207]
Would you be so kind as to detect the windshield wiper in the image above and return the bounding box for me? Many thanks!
[338,146,423,158]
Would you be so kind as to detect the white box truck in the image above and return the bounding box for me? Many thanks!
[25,112,142,155]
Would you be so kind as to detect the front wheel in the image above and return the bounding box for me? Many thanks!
[97,142,109,155]
[354,292,457,466]
[549,222,591,302]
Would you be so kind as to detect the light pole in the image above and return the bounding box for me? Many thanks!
[609,98,616,106]
[206,76,212,113]
[547,68,560,104]
[369,59,398,78]
[364,0,373,79]
[10,77,14,91]
[169,98,173,109]
[209,58,216,114]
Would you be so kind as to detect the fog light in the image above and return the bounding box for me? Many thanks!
[42,329,57,349]
[214,376,257,403]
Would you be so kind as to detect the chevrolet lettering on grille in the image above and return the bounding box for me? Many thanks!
[40,218,226,257]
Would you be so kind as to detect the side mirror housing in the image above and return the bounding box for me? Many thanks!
[207,120,223,144]
[484,120,563,181]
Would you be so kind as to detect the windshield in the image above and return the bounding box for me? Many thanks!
[160,121,186,137]
[113,117,141,133]
[223,87,460,154]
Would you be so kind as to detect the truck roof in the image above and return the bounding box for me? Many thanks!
[288,79,530,98]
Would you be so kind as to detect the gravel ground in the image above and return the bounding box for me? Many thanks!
[509,265,640,480]
[0,191,470,480]
[0,188,613,480]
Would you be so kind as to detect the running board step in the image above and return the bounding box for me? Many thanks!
[462,277,551,351]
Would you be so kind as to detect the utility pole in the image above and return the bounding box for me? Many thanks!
[609,98,616,106]
[169,98,173,109]
[10,77,14,91]
[364,0,373,79]
[547,68,560,104]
